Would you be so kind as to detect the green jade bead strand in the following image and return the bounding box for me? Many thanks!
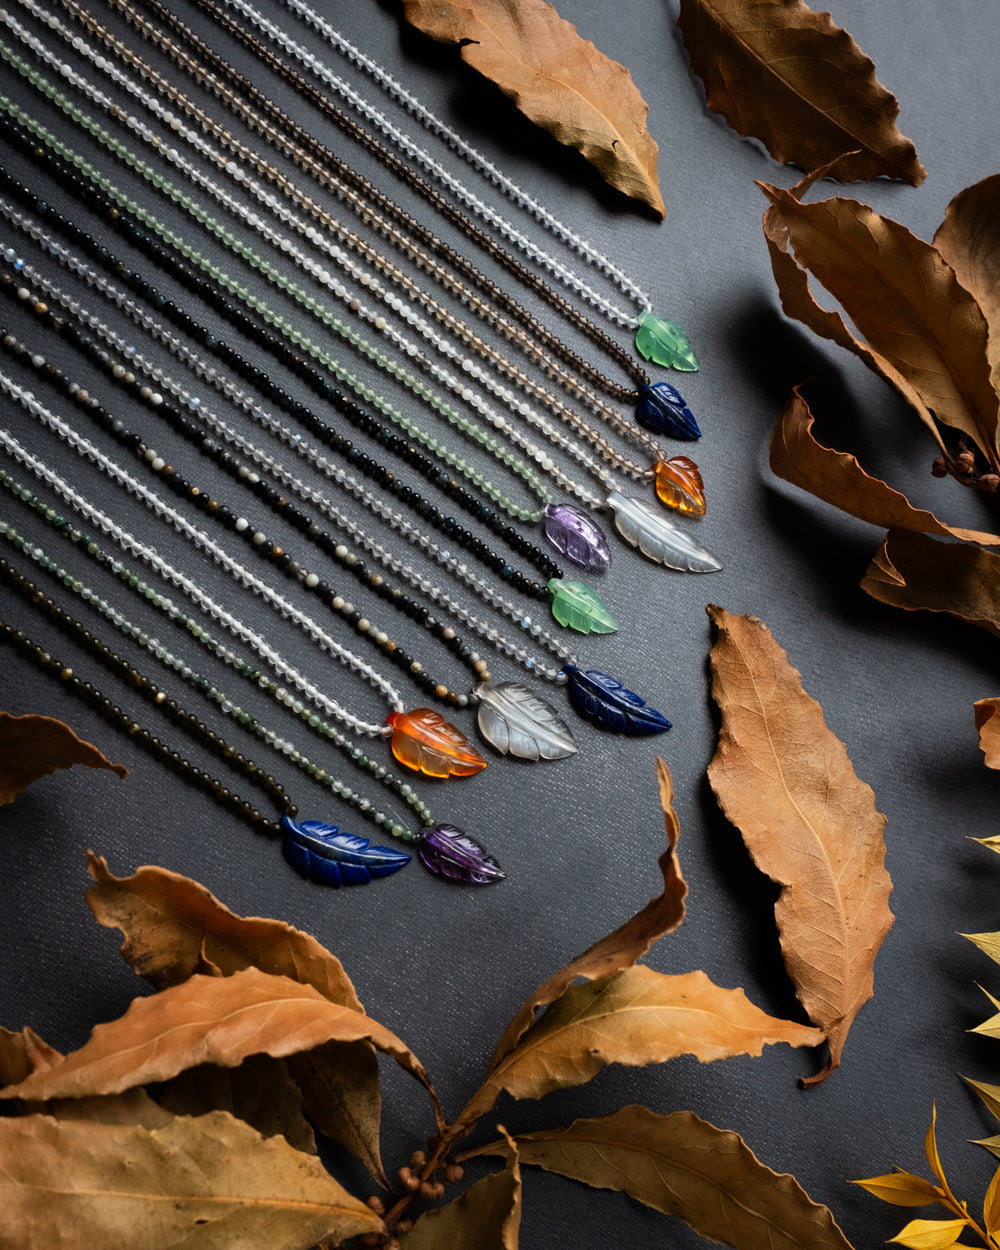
[0,59,551,523]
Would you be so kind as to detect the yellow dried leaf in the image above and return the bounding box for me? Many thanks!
[706,605,893,1083]
[485,1106,855,1248]
[489,757,686,1070]
[0,712,126,805]
[399,0,664,215]
[851,1171,944,1208]
[983,1162,1000,1233]
[961,1076,1000,1125]
[677,0,924,184]
[971,836,1000,856]
[963,931,1000,967]
[888,1218,971,1249]
[0,1110,382,1250]
[453,965,820,1137]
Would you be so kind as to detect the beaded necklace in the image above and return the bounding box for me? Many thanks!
[278,0,656,334]
[0,553,505,887]
[0,103,721,576]
[107,0,692,398]
[0,216,578,688]
[7,0,668,481]
[1,374,501,778]
[0,63,557,525]
[0,21,652,509]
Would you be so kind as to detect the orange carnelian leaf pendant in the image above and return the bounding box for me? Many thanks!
[385,708,488,778]
[653,456,706,516]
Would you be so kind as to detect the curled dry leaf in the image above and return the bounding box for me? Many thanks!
[398,0,664,216]
[934,175,1000,389]
[975,700,1000,770]
[85,854,385,1178]
[706,605,893,1084]
[0,711,126,806]
[771,386,1000,547]
[479,1106,856,1249]
[85,853,361,1004]
[453,965,821,1137]
[677,0,924,184]
[860,530,1000,641]
[0,1109,383,1250]
[488,757,687,1069]
[401,1129,521,1250]
[0,966,441,1129]
[158,1054,318,1155]
[759,179,1000,469]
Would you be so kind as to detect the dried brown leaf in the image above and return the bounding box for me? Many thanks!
[860,530,1000,641]
[86,856,387,1178]
[771,385,1000,546]
[0,712,126,806]
[974,700,1000,770]
[453,965,821,1137]
[0,1109,383,1250]
[0,1026,172,1129]
[934,175,1000,390]
[85,853,361,1005]
[401,1129,521,1249]
[159,1054,318,1154]
[0,967,440,1127]
[398,0,664,215]
[488,757,687,1070]
[287,1042,386,1186]
[759,182,1000,467]
[677,0,923,183]
[706,604,893,1084]
[480,1106,856,1249]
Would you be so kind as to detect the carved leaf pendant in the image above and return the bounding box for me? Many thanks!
[653,457,707,516]
[634,312,698,371]
[548,578,619,634]
[564,665,672,735]
[543,503,612,571]
[385,709,488,778]
[417,823,506,885]
[475,681,578,761]
[635,382,701,440]
[280,817,411,887]
[606,490,722,572]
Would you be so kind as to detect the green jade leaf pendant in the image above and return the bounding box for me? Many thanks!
[548,578,619,635]
[635,311,698,371]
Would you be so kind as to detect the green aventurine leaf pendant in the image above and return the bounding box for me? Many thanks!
[548,578,618,634]
[635,311,698,371]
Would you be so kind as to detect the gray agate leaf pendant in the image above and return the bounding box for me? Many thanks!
[543,503,612,571]
[475,680,578,761]
[605,490,722,572]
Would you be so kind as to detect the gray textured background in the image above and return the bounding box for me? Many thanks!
[1,1,998,1245]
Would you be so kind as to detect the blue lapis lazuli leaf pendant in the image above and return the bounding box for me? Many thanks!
[563,665,672,735]
[635,382,701,440]
[281,816,411,887]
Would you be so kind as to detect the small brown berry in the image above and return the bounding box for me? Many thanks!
[445,1164,464,1184]
[956,449,976,474]
[397,1166,411,1185]
[931,455,949,478]
[397,1219,413,1235]
[409,1149,427,1168]
[366,1195,386,1215]
[981,473,1000,493]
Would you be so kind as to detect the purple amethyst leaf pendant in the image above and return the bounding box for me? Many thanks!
[543,503,612,571]
[418,823,505,885]
[281,816,411,887]
[563,665,672,735]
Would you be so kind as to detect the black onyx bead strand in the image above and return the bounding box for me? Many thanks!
[0,559,293,833]
[0,143,561,597]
